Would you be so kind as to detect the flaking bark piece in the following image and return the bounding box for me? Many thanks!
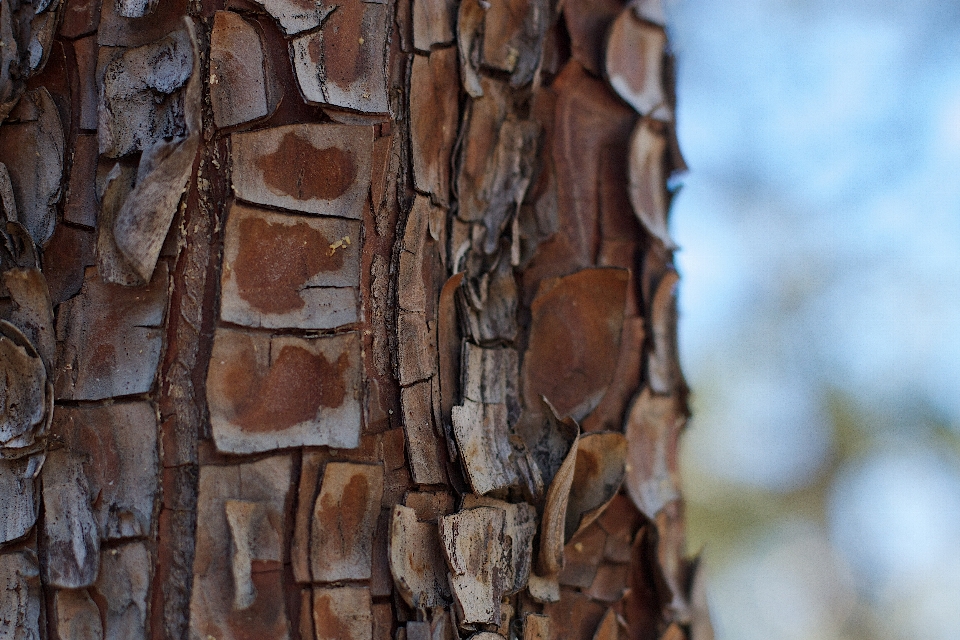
[60,0,101,38]
[0,551,42,640]
[452,399,519,495]
[627,121,674,248]
[522,268,628,421]
[54,264,168,401]
[625,389,684,518]
[220,202,361,330]
[97,27,193,158]
[438,506,509,626]
[438,272,464,431]
[0,164,16,221]
[251,0,334,35]
[290,0,390,114]
[461,495,537,594]
[189,456,292,640]
[206,328,362,453]
[55,589,103,640]
[116,0,157,18]
[581,317,644,432]
[310,462,384,582]
[388,504,451,609]
[64,134,99,228]
[112,20,201,283]
[560,0,622,75]
[457,255,518,342]
[404,490,455,522]
[558,522,605,588]
[0,0,23,123]
[0,0,62,117]
[0,455,43,543]
[541,588,605,640]
[410,50,458,206]
[41,449,100,588]
[94,541,151,640]
[0,87,64,246]
[413,0,455,48]
[397,312,436,384]
[0,320,49,453]
[400,379,447,485]
[398,195,439,314]
[565,432,627,539]
[231,124,373,219]
[591,609,623,640]
[96,0,187,47]
[211,11,276,128]
[74,35,99,131]
[586,562,628,603]
[293,451,323,583]
[44,224,96,305]
[606,10,669,119]
[97,163,142,286]
[632,0,665,23]
[457,78,539,254]
[647,270,683,395]
[456,0,485,96]
[481,0,549,87]
[312,586,373,640]
[523,614,550,640]
[2,268,54,374]
[461,342,518,407]
[51,402,158,540]
[597,494,641,564]
[536,418,578,577]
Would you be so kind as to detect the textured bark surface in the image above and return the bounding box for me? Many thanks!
[0,0,711,638]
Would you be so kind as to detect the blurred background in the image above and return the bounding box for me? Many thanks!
[665,0,960,638]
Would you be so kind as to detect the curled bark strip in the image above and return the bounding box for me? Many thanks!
[537,414,579,577]
[566,432,627,540]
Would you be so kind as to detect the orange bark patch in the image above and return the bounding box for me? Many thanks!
[224,344,350,432]
[233,215,344,314]
[256,131,356,201]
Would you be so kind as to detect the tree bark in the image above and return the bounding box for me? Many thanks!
[0,0,712,638]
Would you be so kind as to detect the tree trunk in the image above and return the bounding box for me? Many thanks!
[0,0,710,638]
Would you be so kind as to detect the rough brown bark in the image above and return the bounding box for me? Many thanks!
[0,0,712,638]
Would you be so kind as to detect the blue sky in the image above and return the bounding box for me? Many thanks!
[667,0,960,637]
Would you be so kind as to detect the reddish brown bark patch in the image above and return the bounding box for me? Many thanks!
[233,215,344,313]
[522,268,629,420]
[224,344,350,432]
[255,132,357,201]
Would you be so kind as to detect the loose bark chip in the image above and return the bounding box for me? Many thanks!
[389,504,451,609]
[606,11,669,120]
[54,264,168,401]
